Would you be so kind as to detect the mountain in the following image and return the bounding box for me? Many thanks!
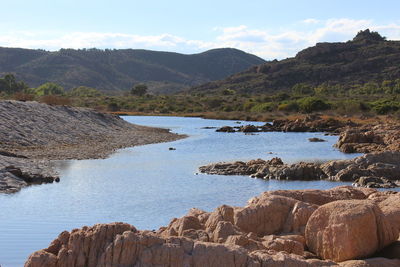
[0,47,265,94]
[191,30,400,94]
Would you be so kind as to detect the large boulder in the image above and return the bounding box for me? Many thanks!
[305,200,399,262]
[234,195,317,236]
[25,223,338,267]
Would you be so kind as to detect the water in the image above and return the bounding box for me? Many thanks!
[0,116,366,266]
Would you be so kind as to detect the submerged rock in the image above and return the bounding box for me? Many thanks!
[308,137,326,142]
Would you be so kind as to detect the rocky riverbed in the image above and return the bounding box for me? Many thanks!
[25,186,400,266]
[0,100,183,193]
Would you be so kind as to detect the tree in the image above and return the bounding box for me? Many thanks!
[0,74,28,94]
[130,84,148,96]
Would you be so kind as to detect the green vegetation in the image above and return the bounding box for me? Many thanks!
[1,73,399,120]
[193,30,400,95]
[0,30,399,120]
[130,84,148,96]
[0,47,265,94]
[0,74,28,94]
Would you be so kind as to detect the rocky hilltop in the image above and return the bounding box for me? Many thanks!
[0,47,265,94]
[0,100,182,193]
[25,186,400,266]
[192,30,400,93]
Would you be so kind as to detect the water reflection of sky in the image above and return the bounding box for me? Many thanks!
[0,116,384,267]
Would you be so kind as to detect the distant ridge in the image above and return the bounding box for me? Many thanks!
[192,30,400,94]
[0,47,265,93]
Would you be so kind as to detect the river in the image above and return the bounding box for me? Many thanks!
[0,116,363,266]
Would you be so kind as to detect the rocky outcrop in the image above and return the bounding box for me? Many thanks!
[0,165,58,193]
[215,115,355,134]
[335,122,400,153]
[199,151,400,187]
[25,186,400,266]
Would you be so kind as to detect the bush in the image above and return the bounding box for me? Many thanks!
[30,82,64,96]
[278,101,299,112]
[297,97,330,113]
[69,86,102,97]
[250,102,276,112]
[370,100,400,115]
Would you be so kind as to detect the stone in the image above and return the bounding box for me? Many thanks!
[308,137,326,142]
[305,200,399,262]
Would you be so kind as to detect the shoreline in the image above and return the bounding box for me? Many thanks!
[200,115,400,188]
[0,100,185,193]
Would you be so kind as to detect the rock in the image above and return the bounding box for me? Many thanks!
[239,125,259,133]
[25,223,337,267]
[25,187,400,266]
[200,158,326,181]
[0,165,59,193]
[353,176,397,188]
[308,137,326,142]
[335,122,400,153]
[201,151,400,188]
[305,200,399,262]
[377,194,400,232]
[216,126,236,132]
[262,236,304,255]
[234,195,317,236]
[339,257,400,267]
[205,205,234,232]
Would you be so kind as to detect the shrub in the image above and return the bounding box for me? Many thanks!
[370,100,400,114]
[69,86,102,97]
[250,102,276,112]
[31,82,65,96]
[297,97,330,113]
[278,101,299,112]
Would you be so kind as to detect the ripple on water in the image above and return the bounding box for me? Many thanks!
[0,116,375,267]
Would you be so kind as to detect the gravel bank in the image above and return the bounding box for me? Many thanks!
[0,100,184,193]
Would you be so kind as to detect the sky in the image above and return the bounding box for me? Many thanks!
[1,0,400,59]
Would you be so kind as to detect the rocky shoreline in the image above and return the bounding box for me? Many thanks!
[210,116,400,188]
[25,186,400,266]
[199,152,400,188]
[0,100,183,193]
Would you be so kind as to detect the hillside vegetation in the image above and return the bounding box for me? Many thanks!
[1,30,400,121]
[0,47,265,94]
[192,30,400,94]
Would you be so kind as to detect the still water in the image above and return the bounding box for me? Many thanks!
[0,116,363,266]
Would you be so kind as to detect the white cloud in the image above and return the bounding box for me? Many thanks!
[0,18,399,60]
[302,18,320,24]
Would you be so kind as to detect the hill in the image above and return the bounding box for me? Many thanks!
[0,47,265,94]
[192,30,400,94]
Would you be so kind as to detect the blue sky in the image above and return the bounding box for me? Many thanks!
[1,0,400,59]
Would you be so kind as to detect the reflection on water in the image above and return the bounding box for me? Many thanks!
[0,116,369,266]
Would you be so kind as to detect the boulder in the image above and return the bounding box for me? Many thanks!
[305,200,399,262]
